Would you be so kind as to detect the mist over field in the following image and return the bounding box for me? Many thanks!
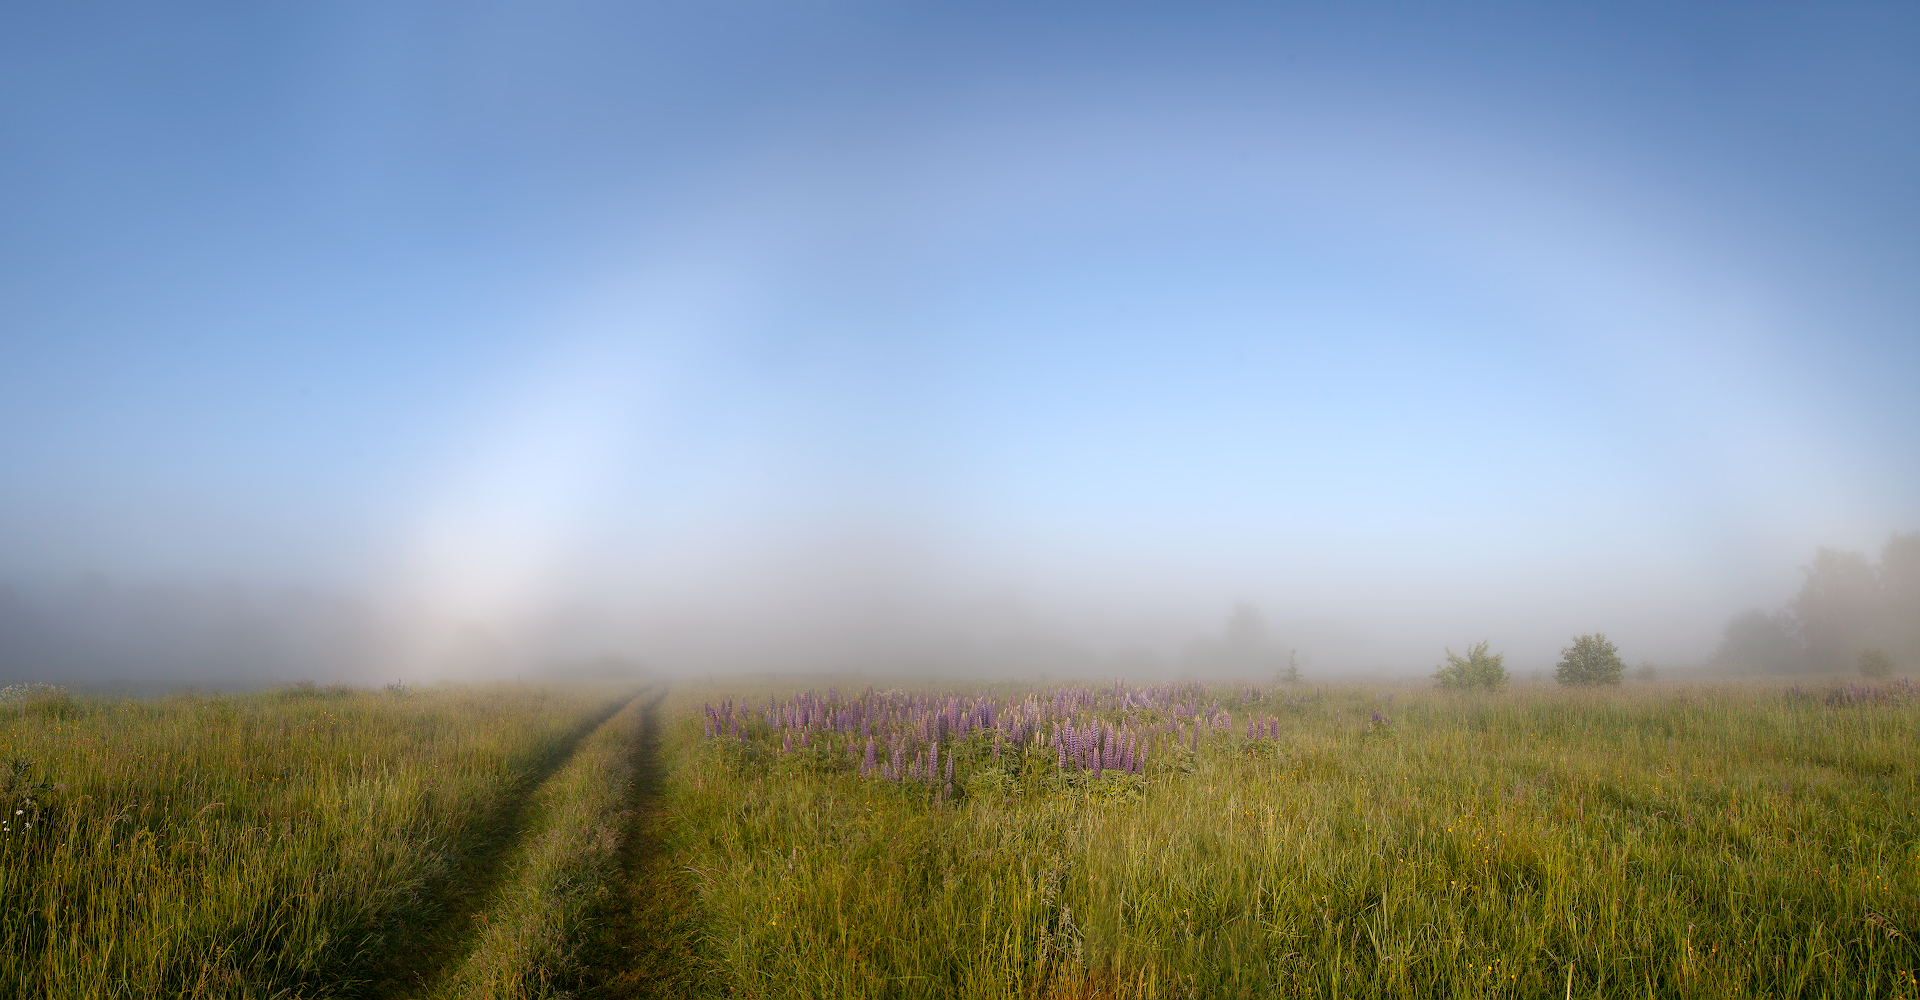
[2,3,1917,687]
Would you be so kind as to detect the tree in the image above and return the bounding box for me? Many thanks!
[1859,648,1894,679]
[1433,641,1507,690]
[1882,533,1920,670]
[1712,532,1920,676]
[1276,649,1302,685]
[1556,634,1624,686]
[1188,603,1293,677]
[1793,547,1881,673]
[1713,610,1805,675]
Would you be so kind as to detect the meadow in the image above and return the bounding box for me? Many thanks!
[1,677,1915,998]
[655,679,1920,999]
[0,681,644,998]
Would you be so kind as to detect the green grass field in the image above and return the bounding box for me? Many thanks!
[1,679,1915,998]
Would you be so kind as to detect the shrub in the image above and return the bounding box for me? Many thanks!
[1556,633,1625,686]
[1858,647,1894,679]
[1433,641,1507,690]
[1276,650,1302,685]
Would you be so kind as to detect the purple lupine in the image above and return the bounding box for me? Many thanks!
[863,738,877,777]
[782,732,792,755]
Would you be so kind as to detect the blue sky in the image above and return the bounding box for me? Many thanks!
[2,2,1916,676]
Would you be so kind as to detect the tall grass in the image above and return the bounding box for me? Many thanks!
[0,682,631,998]
[659,681,1920,999]
[439,689,657,999]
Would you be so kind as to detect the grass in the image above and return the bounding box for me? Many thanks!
[3,677,1913,998]
[654,680,1920,999]
[0,681,634,998]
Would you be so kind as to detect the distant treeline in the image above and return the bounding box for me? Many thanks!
[1716,532,1919,675]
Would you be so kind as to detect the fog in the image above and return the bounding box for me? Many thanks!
[3,5,1916,687]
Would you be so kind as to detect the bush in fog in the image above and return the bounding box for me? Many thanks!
[1858,648,1893,679]
[1556,634,1624,686]
[1432,641,1507,690]
[1276,650,1302,685]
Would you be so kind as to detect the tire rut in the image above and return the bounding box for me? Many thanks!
[356,689,648,1000]
[567,689,725,999]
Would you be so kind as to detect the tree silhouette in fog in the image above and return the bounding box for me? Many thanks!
[1715,532,1920,675]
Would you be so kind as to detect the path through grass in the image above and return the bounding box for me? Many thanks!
[568,690,726,1000]
[0,682,635,998]
[374,690,643,998]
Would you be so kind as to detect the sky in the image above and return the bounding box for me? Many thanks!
[2,2,1917,682]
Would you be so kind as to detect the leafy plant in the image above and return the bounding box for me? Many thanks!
[1432,641,1507,690]
[1858,647,1894,679]
[1556,633,1625,686]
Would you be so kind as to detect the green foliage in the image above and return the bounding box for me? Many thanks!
[1556,633,1625,686]
[1432,640,1507,690]
[1859,647,1895,679]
